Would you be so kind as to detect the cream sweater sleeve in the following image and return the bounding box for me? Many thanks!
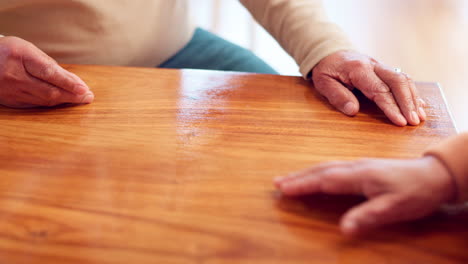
[240,0,353,78]
[424,133,468,203]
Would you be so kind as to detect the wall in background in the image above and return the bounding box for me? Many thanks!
[189,0,468,132]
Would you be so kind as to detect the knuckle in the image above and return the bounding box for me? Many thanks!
[0,43,21,61]
[45,88,60,105]
[348,60,369,70]
[372,91,396,105]
[368,83,389,95]
[40,64,56,79]
[393,74,408,85]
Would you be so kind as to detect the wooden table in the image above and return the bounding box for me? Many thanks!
[0,65,464,264]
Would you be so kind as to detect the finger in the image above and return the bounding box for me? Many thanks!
[61,68,89,88]
[22,55,89,95]
[339,194,435,236]
[349,67,407,126]
[373,64,420,125]
[42,88,94,107]
[278,162,364,196]
[405,74,426,121]
[275,161,349,186]
[312,75,360,116]
[340,195,401,236]
[25,77,94,106]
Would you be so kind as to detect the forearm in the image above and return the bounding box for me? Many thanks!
[240,0,353,78]
[424,133,468,203]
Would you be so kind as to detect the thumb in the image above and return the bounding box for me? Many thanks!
[22,52,89,95]
[312,74,360,116]
[340,195,412,236]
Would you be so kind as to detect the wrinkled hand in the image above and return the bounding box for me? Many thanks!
[312,50,426,126]
[274,156,454,236]
[0,36,94,108]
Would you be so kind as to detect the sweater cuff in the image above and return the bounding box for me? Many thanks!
[424,133,468,203]
[297,26,354,79]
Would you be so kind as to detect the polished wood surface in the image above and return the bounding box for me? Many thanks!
[0,65,462,264]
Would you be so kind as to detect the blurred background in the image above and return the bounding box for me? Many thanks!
[189,0,468,132]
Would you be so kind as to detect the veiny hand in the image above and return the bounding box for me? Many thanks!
[0,36,94,108]
[312,50,426,126]
[274,156,454,236]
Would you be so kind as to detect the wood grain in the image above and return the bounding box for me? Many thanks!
[0,65,462,264]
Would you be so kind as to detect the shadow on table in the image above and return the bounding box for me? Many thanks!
[274,193,468,241]
[0,103,84,115]
[305,85,394,126]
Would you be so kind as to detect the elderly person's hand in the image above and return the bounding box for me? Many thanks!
[312,50,426,126]
[274,156,454,236]
[0,36,93,108]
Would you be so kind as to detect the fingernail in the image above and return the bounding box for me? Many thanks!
[342,220,358,235]
[396,114,407,126]
[343,102,356,116]
[418,107,427,121]
[74,84,89,95]
[411,111,420,125]
[81,93,94,104]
